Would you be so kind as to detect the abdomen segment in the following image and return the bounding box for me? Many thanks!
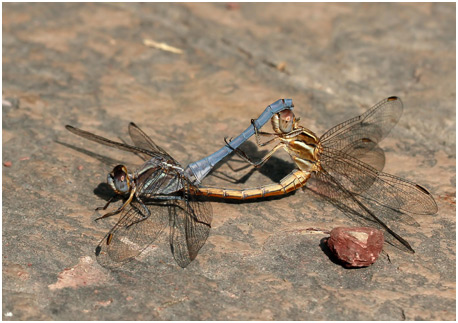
[195,169,311,200]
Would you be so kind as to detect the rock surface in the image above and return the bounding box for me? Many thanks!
[3,3,455,320]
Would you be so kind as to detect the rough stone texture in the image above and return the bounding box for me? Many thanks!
[327,227,385,268]
[3,3,455,320]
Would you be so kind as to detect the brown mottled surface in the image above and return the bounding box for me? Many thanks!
[3,3,455,320]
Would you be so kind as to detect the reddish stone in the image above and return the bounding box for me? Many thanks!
[226,3,240,10]
[327,227,384,268]
[3,161,12,167]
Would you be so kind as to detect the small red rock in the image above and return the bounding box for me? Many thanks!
[3,161,12,167]
[327,227,384,268]
[226,3,240,10]
[77,165,84,171]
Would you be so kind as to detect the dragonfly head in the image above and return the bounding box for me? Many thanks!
[107,165,131,195]
[272,109,299,134]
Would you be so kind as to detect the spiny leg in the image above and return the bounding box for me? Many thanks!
[95,208,123,221]
[250,119,280,147]
[124,194,151,227]
[95,195,117,211]
[95,188,136,221]
[224,137,286,168]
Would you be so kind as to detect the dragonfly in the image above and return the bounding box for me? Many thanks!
[195,96,438,253]
[66,99,294,267]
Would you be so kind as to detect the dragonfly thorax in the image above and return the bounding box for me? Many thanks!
[108,165,132,195]
[282,125,322,174]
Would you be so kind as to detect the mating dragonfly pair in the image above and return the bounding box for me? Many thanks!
[66,97,437,268]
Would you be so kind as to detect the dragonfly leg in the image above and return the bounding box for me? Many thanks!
[125,204,149,228]
[225,137,286,168]
[125,198,179,228]
[224,137,253,164]
[95,188,136,221]
[95,208,122,221]
[126,216,148,228]
[135,195,151,218]
[95,195,117,211]
[251,119,279,147]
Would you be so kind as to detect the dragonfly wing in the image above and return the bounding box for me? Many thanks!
[66,125,162,160]
[184,188,213,261]
[320,97,403,152]
[169,182,212,268]
[135,164,181,196]
[339,139,386,172]
[321,148,438,215]
[128,122,177,161]
[365,172,438,215]
[309,170,415,253]
[95,200,169,268]
[168,200,190,268]
[320,148,381,197]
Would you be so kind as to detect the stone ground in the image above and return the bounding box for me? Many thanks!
[2,3,456,320]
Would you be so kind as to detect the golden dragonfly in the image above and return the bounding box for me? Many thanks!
[195,97,438,253]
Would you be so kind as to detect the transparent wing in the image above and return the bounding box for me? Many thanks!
[320,148,438,215]
[338,138,386,172]
[128,122,176,161]
[134,162,184,198]
[309,170,414,253]
[96,179,212,268]
[308,147,437,253]
[66,125,163,159]
[169,181,212,268]
[320,96,403,152]
[95,199,169,268]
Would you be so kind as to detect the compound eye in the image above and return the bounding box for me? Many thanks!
[108,165,130,194]
[278,109,294,133]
